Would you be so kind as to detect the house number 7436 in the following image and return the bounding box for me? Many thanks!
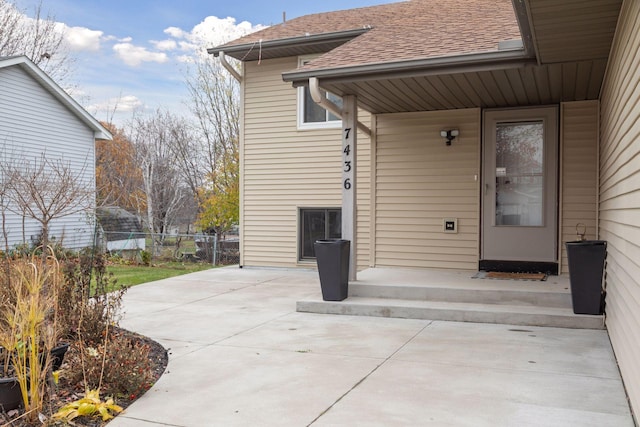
[343,127,352,190]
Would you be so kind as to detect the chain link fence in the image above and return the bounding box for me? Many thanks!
[100,232,239,266]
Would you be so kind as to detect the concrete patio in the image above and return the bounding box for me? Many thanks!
[110,267,634,426]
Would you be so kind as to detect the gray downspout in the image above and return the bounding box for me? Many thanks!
[220,51,242,82]
[309,77,371,136]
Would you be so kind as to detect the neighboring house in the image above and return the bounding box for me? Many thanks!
[209,0,639,414]
[96,206,145,253]
[0,56,111,250]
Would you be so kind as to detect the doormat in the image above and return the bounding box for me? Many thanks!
[472,271,548,281]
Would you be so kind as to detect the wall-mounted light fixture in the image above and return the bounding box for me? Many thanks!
[440,129,459,146]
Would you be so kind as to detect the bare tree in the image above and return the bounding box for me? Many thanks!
[0,0,73,83]
[184,57,239,199]
[182,56,240,238]
[1,152,94,258]
[129,110,194,254]
[0,168,10,253]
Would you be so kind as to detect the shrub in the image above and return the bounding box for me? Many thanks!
[59,248,126,344]
[63,329,156,399]
[139,250,151,266]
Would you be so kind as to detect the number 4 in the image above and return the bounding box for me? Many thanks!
[343,145,350,156]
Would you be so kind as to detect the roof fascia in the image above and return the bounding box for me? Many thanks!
[207,28,370,58]
[0,56,112,140]
[511,0,540,65]
[282,49,537,86]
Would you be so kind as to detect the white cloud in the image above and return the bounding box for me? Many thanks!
[164,26,187,39]
[63,26,104,52]
[161,16,266,60]
[113,43,168,67]
[89,95,143,113]
[190,16,265,47]
[151,39,177,51]
[176,54,194,64]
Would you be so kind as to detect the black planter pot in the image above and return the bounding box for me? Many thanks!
[49,343,70,371]
[565,240,607,315]
[31,343,71,371]
[314,239,350,301]
[0,366,22,412]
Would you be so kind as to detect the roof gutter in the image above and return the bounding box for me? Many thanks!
[284,49,537,85]
[219,51,242,82]
[207,28,370,59]
[309,77,371,136]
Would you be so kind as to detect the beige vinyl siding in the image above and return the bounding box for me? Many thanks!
[374,109,480,269]
[560,101,599,273]
[599,0,640,417]
[242,57,370,268]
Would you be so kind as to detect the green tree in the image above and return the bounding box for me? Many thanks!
[196,150,239,236]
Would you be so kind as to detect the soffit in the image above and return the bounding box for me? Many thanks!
[318,59,607,114]
[526,0,623,64]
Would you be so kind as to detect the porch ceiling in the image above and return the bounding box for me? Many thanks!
[303,0,622,114]
[318,59,608,114]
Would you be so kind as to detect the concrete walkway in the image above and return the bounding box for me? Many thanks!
[110,267,634,426]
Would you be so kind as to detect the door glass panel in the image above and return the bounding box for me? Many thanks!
[495,122,544,226]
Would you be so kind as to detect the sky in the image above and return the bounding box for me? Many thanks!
[11,0,398,127]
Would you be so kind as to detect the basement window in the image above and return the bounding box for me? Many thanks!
[297,57,342,130]
[299,208,341,260]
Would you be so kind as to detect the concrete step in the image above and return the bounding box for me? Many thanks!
[296,297,605,329]
[349,283,572,308]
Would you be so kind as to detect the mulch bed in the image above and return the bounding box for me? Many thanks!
[0,329,168,426]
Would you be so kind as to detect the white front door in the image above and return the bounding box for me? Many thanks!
[482,107,558,263]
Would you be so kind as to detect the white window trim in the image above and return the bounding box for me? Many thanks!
[297,55,342,131]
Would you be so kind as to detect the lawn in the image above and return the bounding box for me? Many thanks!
[108,262,213,287]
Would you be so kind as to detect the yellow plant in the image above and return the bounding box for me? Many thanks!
[53,388,123,421]
[0,255,60,422]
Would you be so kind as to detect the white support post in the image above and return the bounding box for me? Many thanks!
[341,95,357,281]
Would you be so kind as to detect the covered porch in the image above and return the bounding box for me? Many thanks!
[298,267,604,329]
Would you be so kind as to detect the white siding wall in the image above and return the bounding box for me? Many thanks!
[0,65,96,250]
[374,109,480,269]
[560,101,599,273]
[599,0,640,417]
[241,57,370,268]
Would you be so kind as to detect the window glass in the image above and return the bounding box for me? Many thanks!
[298,57,342,127]
[495,122,544,226]
[327,92,343,122]
[303,88,327,123]
[328,210,341,239]
[300,208,342,259]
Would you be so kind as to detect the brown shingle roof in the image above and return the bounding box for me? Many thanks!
[218,2,404,49]
[212,0,521,71]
